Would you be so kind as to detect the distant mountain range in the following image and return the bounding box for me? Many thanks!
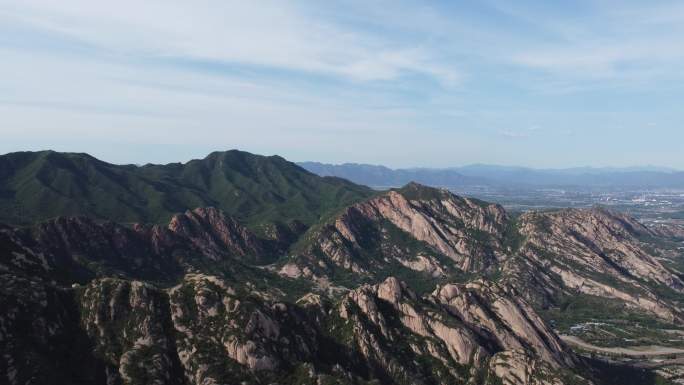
[299,161,684,189]
[297,161,488,188]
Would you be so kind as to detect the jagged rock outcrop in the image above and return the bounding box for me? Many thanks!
[0,208,288,287]
[335,277,584,384]
[505,208,684,322]
[348,187,507,270]
[487,350,585,385]
[283,183,508,284]
[167,207,266,262]
[279,182,681,322]
[519,208,681,290]
[167,273,321,383]
[280,184,684,324]
[431,279,573,368]
[79,278,184,385]
[0,268,589,385]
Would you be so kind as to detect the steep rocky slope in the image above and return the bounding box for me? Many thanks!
[1,270,588,385]
[281,183,509,288]
[0,206,310,301]
[0,203,593,384]
[503,208,684,322]
[280,184,683,324]
[2,179,683,384]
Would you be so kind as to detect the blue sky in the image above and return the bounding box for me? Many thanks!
[1,0,683,168]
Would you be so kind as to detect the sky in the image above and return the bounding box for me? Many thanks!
[1,0,683,169]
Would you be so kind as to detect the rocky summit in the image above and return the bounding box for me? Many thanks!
[1,151,684,385]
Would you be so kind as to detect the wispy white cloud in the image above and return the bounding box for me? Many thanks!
[0,0,460,84]
[507,1,684,84]
[499,129,530,139]
[498,125,541,139]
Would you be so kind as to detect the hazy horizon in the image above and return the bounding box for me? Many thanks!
[2,148,682,173]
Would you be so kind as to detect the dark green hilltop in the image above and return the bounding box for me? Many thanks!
[0,150,373,227]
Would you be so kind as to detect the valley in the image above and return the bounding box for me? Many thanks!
[560,335,684,358]
[449,186,684,229]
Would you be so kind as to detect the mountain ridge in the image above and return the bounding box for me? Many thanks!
[0,150,373,227]
[2,149,684,384]
[300,161,684,188]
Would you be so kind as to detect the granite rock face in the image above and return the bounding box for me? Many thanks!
[505,208,684,322]
[284,185,683,324]
[0,272,587,384]
[284,184,509,284]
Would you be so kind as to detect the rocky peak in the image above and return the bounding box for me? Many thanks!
[289,183,509,282]
[377,276,415,304]
[360,185,508,268]
[168,207,265,261]
[587,207,651,236]
[432,279,574,368]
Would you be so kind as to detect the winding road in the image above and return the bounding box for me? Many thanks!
[560,335,684,357]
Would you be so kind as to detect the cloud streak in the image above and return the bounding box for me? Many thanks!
[0,0,460,84]
[507,1,684,85]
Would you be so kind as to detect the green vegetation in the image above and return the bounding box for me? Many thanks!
[0,150,373,227]
[539,294,684,348]
[501,214,525,253]
[394,181,449,201]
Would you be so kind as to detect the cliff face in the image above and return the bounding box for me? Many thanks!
[166,207,272,262]
[79,278,185,385]
[283,185,683,323]
[354,187,507,271]
[505,208,684,322]
[281,184,508,285]
[519,208,681,290]
[336,277,582,384]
